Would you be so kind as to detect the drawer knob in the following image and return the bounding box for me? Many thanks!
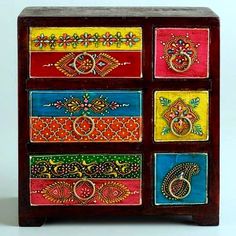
[73,52,96,75]
[73,178,96,201]
[73,115,95,136]
[161,163,200,200]
[170,116,192,137]
[168,173,191,200]
[169,51,192,73]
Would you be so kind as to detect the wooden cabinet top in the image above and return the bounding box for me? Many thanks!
[18,7,219,18]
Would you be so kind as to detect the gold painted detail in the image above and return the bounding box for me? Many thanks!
[30,27,142,51]
[39,180,137,205]
[160,97,201,137]
[44,92,129,115]
[97,181,131,204]
[31,159,139,179]
[41,181,74,204]
[52,52,121,77]
[161,162,200,200]
[161,35,199,72]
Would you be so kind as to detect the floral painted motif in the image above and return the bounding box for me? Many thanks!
[160,97,202,137]
[161,34,199,73]
[33,33,49,49]
[33,31,140,49]
[30,117,141,142]
[30,27,142,78]
[30,90,142,142]
[30,154,142,205]
[44,93,129,115]
[52,52,124,77]
[30,154,141,179]
[154,91,209,141]
[154,28,209,78]
[31,179,141,205]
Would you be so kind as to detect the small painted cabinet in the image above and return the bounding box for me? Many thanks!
[18,7,219,226]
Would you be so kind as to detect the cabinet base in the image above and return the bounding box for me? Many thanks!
[192,214,219,226]
[18,214,219,227]
[19,216,46,227]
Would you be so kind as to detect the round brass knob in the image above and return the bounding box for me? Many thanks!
[169,52,192,73]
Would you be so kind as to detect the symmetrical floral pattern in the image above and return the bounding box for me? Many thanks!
[44,52,127,77]
[44,93,129,115]
[30,27,142,78]
[30,154,142,205]
[154,28,209,78]
[30,90,142,142]
[31,179,141,205]
[159,97,202,137]
[30,117,141,142]
[161,34,199,72]
[33,32,140,49]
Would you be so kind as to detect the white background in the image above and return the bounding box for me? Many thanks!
[0,0,235,235]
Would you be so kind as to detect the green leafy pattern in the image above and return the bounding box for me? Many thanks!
[192,124,203,136]
[159,97,171,107]
[189,97,200,108]
[161,126,171,135]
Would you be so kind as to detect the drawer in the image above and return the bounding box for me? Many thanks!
[154,28,209,78]
[30,27,142,78]
[154,153,208,205]
[30,90,142,142]
[154,91,209,142]
[30,154,142,206]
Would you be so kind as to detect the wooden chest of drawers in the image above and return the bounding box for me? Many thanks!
[18,7,220,226]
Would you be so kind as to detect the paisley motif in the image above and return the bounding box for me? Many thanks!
[30,155,142,206]
[34,179,140,205]
[41,181,74,204]
[98,182,131,204]
[161,162,200,200]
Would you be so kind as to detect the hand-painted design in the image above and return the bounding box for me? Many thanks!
[97,181,131,204]
[41,181,73,204]
[160,97,202,137]
[30,154,142,205]
[44,93,129,115]
[30,117,141,142]
[73,116,95,136]
[73,178,96,201]
[160,34,200,73]
[31,179,140,205]
[161,162,200,200]
[30,154,141,179]
[155,28,209,79]
[43,52,131,77]
[31,51,142,78]
[33,31,140,49]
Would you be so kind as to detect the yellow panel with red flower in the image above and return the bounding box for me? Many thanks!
[154,91,209,141]
[29,27,142,78]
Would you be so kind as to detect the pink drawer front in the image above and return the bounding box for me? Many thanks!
[154,28,209,78]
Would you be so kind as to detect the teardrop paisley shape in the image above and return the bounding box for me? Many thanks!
[41,181,74,204]
[97,181,131,204]
[161,162,200,200]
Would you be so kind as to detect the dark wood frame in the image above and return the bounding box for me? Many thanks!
[18,7,220,226]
